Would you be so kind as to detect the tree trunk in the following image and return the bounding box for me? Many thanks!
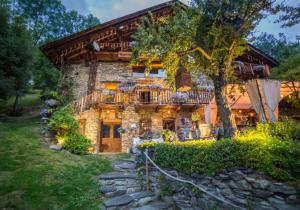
[292,81,300,107]
[212,73,236,138]
[12,93,19,115]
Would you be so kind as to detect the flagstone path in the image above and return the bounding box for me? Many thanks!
[98,156,172,210]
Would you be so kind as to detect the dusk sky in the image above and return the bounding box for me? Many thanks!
[61,0,300,41]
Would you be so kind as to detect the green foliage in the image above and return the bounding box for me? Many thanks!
[132,0,276,137]
[147,122,300,181]
[161,129,177,142]
[0,3,33,102]
[0,115,112,209]
[248,121,300,141]
[276,4,300,27]
[63,133,92,155]
[14,0,100,45]
[271,54,300,82]
[48,105,79,136]
[49,105,92,154]
[137,141,158,149]
[253,33,300,61]
[31,50,60,93]
[57,78,75,105]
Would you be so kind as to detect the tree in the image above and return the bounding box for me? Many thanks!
[132,0,275,138]
[253,33,300,61]
[12,0,100,94]
[31,50,60,93]
[14,0,100,45]
[0,3,33,114]
[271,54,300,107]
[276,3,300,27]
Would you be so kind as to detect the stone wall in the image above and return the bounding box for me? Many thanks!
[75,108,100,152]
[121,105,140,152]
[63,62,90,100]
[143,165,300,210]
[95,62,132,89]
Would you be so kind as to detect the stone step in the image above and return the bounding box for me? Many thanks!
[130,191,158,207]
[99,172,136,180]
[129,201,172,210]
[113,161,136,171]
[104,194,134,208]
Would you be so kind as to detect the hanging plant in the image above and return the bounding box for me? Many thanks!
[171,92,189,103]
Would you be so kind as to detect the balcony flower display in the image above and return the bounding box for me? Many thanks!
[171,92,189,103]
[102,89,116,95]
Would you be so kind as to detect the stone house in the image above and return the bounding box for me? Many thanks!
[41,1,280,153]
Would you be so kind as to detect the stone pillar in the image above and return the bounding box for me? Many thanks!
[121,105,140,153]
[76,108,100,153]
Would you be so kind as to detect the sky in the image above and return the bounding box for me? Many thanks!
[61,0,300,41]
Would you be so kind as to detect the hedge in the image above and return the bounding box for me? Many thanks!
[138,121,300,182]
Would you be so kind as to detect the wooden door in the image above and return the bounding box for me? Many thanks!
[100,122,121,152]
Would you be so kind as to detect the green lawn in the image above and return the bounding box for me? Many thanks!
[0,90,43,114]
[0,114,112,210]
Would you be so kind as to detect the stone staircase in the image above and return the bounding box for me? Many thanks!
[98,157,172,210]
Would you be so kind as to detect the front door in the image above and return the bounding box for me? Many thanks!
[100,122,121,152]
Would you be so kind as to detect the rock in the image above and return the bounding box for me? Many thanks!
[252,189,273,198]
[251,179,270,189]
[130,191,155,200]
[226,195,248,205]
[100,186,117,194]
[49,144,62,151]
[269,183,297,195]
[104,189,126,198]
[114,162,136,170]
[218,174,230,180]
[286,195,300,204]
[129,201,171,210]
[104,194,133,207]
[268,197,300,210]
[45,99,58,107]
[230,170,244,181]
[235,180,251,190]
[99,172,136,180]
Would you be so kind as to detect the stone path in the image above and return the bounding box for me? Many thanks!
[98,156,172,210]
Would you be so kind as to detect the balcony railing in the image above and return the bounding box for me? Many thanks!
[73,88,211,114]
[133,87,211,105]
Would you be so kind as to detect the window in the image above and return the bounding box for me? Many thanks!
[163,119,175,131]
[113,124,121,138]
[140,91,151,103]
[140,118,152,135]
[101,124,110,138]
[132,67,166,78]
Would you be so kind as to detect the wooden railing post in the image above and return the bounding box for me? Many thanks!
[145,149,150,192]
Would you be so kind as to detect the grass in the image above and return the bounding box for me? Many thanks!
[0,114,112,210]
[0,90,43,114]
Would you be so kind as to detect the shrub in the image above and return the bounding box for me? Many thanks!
[48,105,79,136]
[63,133,92,155]
[147,137,300,182]
[256,120,300,141]
[48,105,91,155]
[137,141,158,149]
[161,129,177,142]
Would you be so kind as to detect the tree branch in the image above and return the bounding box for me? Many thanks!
[191,47,212,60]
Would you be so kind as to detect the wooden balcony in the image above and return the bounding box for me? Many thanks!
[73,88,211,114]
[133,87,211,105]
